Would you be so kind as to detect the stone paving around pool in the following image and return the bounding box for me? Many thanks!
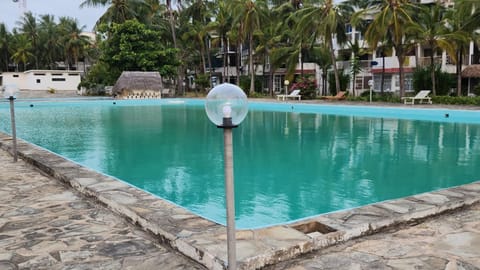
[266,203,480,269]
[1,132,479,270]
[0,141,205,269]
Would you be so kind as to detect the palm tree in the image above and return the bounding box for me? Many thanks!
[80,0,142,26]
[58,17,89,70]
[254,7,278,95]
[346,40,368,96]
[309,45,332,96]
[209,0,233,83]
[38,15,60,69]
[363,0,418,97]
[231,0,267,94]
[408,3,459,96]
[11,34,33,71]
[0,23,12,71]
[182,0,214,74]
[296,0,347,94]
[16,12,40,69]
[447,0,480,96]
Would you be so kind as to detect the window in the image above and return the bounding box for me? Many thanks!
[345,24,352,33]
[34,73,45,76]
[52,78,66,82]
[13,74,19,78]
[52,73,63,76]
[36,79,41,83]
[68,73,79,76]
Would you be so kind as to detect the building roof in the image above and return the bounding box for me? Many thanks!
[462,65,480,78]
[112,71,163,95]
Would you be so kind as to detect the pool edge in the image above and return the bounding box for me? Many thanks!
[1,132,479,270]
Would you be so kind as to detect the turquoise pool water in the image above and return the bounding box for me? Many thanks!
[1,99,480,228]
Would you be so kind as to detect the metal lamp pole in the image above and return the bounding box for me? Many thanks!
[205,83,248,270]
[8,95,17,162]
[284,80,290,101]
[221,111,236,270]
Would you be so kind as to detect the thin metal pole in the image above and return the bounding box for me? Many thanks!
[223,127,236,270]
[9,97,17,162]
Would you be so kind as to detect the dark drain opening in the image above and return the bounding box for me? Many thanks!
[292,221,337,235]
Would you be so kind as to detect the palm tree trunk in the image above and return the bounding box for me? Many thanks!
[328,37,340,94]
[167,5,182,95]
[206,37,213,88]
[381,55,385,94]
[200,42,206,74]
[223,37,227,83]
[457,50,463,96]
[398,56,406,97]
[236,43,241,84]
[269,68,274,97]
[430,53,436,96]
[249,34,255,94]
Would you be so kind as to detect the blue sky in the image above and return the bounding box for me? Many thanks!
[0,0,107,32]
[1,0,346,33]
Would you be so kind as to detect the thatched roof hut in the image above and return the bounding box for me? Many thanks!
[112,71,163,97]
[462,65,480,78]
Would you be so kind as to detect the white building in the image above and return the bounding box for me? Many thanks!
[0,70,82,92]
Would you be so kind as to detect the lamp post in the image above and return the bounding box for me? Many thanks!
[205,83,248,270]
[284,79,290,99]
[3,85,19,162]
[368,79,374,103]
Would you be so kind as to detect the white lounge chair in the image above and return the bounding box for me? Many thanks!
[401,90,432,105]
[277,89,301,101]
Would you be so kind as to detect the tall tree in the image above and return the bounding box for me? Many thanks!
[10,34,33,71]
[16,12,40,69]
[38,15,60,69]
[232,0,267,94]
[408,3,459,96]
[309,45,332,96]
[0,23,12,71]
[210,0,233,84]
[80,0,142,26]
[58,17,89,70]
[296,0,347,94]
[447,0,480,96]
[101,19,179,81]
[363,0,418,97]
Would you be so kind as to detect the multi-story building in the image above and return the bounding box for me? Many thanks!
[333,0,478,96]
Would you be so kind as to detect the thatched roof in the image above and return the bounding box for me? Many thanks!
[112,71,163,95]
[462,65,480,78]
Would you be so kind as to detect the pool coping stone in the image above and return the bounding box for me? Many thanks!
[1,132,479,270]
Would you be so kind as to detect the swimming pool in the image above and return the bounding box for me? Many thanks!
[1,99,479,229]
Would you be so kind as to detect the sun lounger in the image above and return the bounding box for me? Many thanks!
[320,91,346,100]
[276,89,301,101]
[401,90,432,105]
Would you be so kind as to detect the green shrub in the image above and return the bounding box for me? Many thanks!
[412,66,455,95]
[290,76,317,99]
[328,70,349,95]
[195,73,210,92]
[431,95,480,105]
[350,91,401,103]
[473,84,480,96]
[239,75,262,96]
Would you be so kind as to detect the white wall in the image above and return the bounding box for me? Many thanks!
[1,70,81,91]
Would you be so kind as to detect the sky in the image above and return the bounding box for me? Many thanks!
[1,0,346,33]
[0,0,107,32]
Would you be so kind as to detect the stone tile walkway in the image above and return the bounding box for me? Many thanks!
[0,149,206,270]
[267,203,480,270]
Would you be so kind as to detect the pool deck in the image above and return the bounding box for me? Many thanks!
[1,98,480,269]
